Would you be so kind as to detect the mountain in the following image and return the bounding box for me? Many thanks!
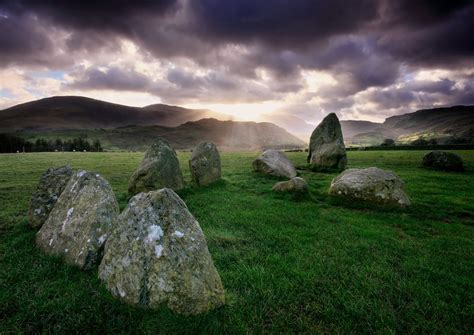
[0,96,229,131]
[0,96,304,151]
[340,120,382,139]
[16,118,305,151]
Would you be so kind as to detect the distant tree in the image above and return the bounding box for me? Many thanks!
[427,138,438,145]
[380,138,395,146]
[411,138,429,146]
[92,139,103,152]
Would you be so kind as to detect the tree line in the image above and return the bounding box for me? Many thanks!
[0,134,103,153]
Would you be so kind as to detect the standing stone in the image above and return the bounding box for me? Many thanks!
[128,138,184,195]
[272,177,309,194]
[329,167,411,208]
[307,113,347,171]
[36,170,119,269]
[422,151,464,171]
[99,188,225,315]
[189,142,221,186]
[28,165,74,229]
[252,150,297,178]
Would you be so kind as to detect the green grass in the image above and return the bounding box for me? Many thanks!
[1,150,473,334]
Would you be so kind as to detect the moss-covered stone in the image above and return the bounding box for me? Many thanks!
[189,142,221,186]
[99,188,225,315]
[128,138,184,195]
[28,165,74,229]
[36,170,119,269]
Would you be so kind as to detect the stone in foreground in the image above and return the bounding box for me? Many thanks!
[422,151,464,172]
[252,150,297,178]
[128,138,184,195]
[307,113,347,171]
[36,170,119,269]
[99,188,225,315]
[28,165,74,229]
[189,141,221,186]
[329,167,410,207]
[272,177,309,194]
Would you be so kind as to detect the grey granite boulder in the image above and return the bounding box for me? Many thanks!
[36,170,119,269]
[272,177,309,194]
[99,188,225,315]
[329,167,411,207]
[189,142,221,186]
[128,138,184,195]
[252,150,297,178]
[422,151,464,171]
[307,113,347,171]
[29,165,74,229]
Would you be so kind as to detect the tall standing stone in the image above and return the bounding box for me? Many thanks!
[36,170,119,269]
[99,188,225,315]
[189,142,221,186]
[128,138,184,195]
[307,113,347,171]
[29,165,74,229]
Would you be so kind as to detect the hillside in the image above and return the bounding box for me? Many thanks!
[0,96,228,131]
[17,118,305,151]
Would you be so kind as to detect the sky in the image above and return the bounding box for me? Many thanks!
[0,0,473,135]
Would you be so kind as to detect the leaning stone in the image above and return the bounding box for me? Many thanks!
[99,188,225,315]
[189,142,221,186]
[28,165,74,229]
[329,167,410,207]
[422,151,464,172]
[272,177,309,194]
[307,113,347,171]
[128,138,184,195]
[36,170,119,269]
[252,150,297,178]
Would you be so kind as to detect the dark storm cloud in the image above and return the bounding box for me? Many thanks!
[1,0,474,113]
[68,67,152,91]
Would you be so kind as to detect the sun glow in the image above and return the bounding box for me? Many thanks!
[184,101,284,121]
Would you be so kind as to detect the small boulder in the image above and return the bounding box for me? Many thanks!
[307,113,347,171]
[28,165,74,229]
[36,170,119,269]
[189,142,221,186]
[252,150,297,178]
[329,167,410,207]
[422,151,464,172]
[99,188,225,315]
[272,177,309,194]
[128,138,184,195]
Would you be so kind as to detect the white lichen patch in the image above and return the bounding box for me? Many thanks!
[98,234,107,244]
[34,208,42,215]
[145,225,163,245]
[173,230,184,238]
[154,245,164,258]
[61,207,74,232]
[77,170,86,177]
[49,238,54,246]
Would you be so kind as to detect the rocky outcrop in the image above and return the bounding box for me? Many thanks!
[28,165,74,228]
[252,150,297,178]
[128,138,184,195]
[272,177,309,194]
[307,113,347,171]
[422,151,464,172]
[329,167,410,207]
[99,188,225,315]
[36,170,119,269]
[189,142,221,186]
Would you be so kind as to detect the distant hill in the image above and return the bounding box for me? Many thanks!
[0,96,229,131]
[342,106,474,145]
[16,118,305,151]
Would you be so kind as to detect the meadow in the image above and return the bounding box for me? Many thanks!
[0,150,473,334]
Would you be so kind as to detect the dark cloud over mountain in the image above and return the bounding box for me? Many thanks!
[0,0,473,126]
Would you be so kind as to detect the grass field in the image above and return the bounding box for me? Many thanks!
[0,150,473,334]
